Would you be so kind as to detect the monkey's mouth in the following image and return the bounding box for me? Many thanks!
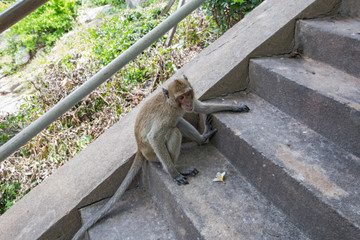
[183,106,193,112]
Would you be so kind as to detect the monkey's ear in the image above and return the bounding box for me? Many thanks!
[162,88,169,99]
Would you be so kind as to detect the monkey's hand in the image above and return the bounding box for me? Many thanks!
[174,174,189,185]
[232,104,250,112]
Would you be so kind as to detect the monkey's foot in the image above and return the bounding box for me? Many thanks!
[173,174,188,185]
[234,104,250,112]
[202,115,218,143]
[203,129,217,143]
[205,114,213,129]
[179,166,199,177]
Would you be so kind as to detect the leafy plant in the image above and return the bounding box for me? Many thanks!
[202,0,264,31]
[0,182,21,214]
[0,0,78,73]
[0,0,16,12]
[86,0,125,7]
[88,8,163,67]
[0,114,25,146]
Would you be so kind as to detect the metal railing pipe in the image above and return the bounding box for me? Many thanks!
[0,0,50,33]
[0,0,206,162]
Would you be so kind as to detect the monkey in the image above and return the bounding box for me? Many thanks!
[72,76,249,240]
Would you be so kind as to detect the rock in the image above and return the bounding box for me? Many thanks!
[126,0,144,8]
[15,46,30,66]
[101,5,115,15]
[78,5,115,24]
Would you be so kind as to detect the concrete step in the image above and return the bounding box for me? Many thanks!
[249,57,360,156]
[296,18,360,77]
[209,93,360,240]
[144,144,309,240]
[79,187,177,240]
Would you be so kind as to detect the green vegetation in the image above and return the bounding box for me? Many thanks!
[202,0,264,31]
[0,0,77,74]
[0,182,21,214]
[0,0,264,214]
[87,0,126,7]
[0,1,16,12]
[88,8,163,67]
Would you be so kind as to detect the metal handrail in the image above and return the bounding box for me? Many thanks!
[0,0,206,162]
[0,0,50,33]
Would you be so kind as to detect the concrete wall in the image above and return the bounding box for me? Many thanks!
[0,0,344,239]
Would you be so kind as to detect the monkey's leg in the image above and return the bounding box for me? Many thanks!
[177,116,217,145]
[148,128,188,185]
[177,118,203,144]
[167,126,199,177]
[166,127,198,181]
[194,99,250,114]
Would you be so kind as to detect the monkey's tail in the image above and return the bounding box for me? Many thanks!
[72,151,145,240]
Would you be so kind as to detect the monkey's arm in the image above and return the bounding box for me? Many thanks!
[177,116,217,145]
[193,98,250,114]
[147,129,188,185]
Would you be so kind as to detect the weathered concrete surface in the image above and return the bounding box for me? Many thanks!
[249,57,360,156]
[296,18,360,77]
[174,0,341,100]
[0,107,140,240]
[210,93,360,240]
[340,0,360,17]
[80,187,177,240]
[0,0,347,239]
[144,144,309,240]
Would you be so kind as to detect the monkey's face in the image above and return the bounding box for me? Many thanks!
[176,89,194,112]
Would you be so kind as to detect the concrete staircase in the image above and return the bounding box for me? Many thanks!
[2,1,359,240]
[79,15,360,240]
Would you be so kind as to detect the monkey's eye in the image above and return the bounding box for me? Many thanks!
[179,96,184,101]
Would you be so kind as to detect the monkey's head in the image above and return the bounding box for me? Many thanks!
[163,77,194,112]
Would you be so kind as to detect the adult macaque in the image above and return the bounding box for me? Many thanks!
[72,76,249,240]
